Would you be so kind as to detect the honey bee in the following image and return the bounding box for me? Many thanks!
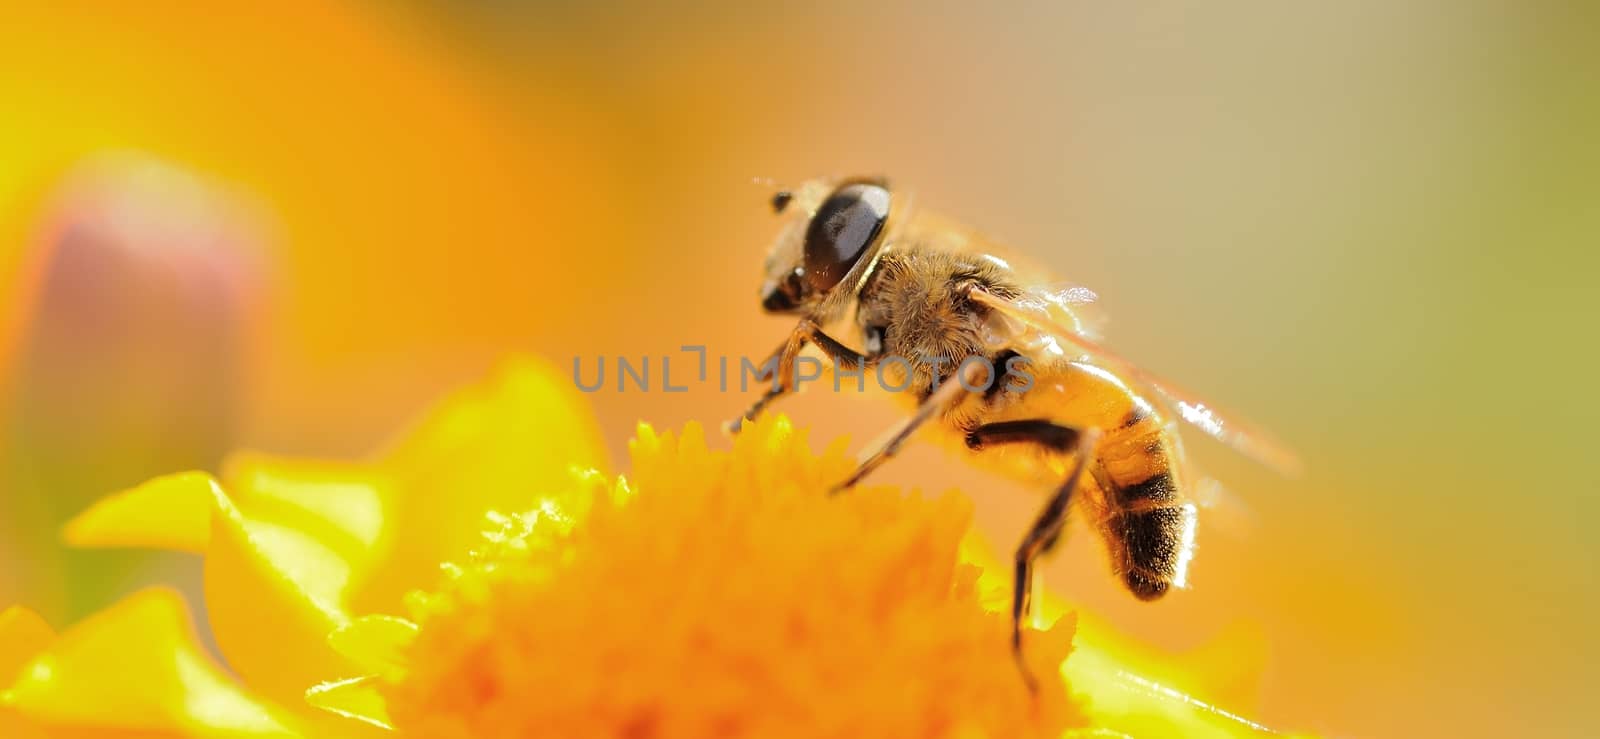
[732,176,1297,687]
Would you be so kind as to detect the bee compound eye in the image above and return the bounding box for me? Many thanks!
[802,183,889,293]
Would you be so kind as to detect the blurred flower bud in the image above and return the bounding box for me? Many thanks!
[2,153,266,621]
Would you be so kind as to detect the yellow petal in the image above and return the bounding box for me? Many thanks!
[306,676,393,732]
[67,459,391,706]
[363,357,607,608]
[62,471,216,552]
[0,608,52,739]
[61,357,599,713]
[1057,611,1279,737]
[0,606,54,689]
[1063,648,1279,739]
[3,588,300,737]
[202,481,365,705]
[383,357,606,474]
[218,453,392,582]
[327,615,417,680]
[960,538,1280,738]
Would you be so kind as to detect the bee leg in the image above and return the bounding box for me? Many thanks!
[806,325,872,371]
[728,322,869,434]
[727,384,785,435]
[829,360,981,494]
[727,334,803,435]
[963,420,1080,453]
[1005,425,1099,692]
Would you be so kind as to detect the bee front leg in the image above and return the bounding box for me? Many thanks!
[728,321,870,435]
[727,337,798,435]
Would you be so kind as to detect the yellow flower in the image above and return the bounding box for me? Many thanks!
[1,357,1305,738]
[376,420,1079,738]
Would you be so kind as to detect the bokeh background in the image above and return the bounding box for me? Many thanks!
[2,3,1596,737]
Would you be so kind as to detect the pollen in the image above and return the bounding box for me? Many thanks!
[384,415,1083,739]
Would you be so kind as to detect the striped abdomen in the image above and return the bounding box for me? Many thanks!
[939,356,1199,601]
[1091,401,1197,600]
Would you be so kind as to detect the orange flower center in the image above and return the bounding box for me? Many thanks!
[383,419,1082,738]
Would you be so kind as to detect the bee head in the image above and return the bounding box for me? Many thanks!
[759,177,891,315]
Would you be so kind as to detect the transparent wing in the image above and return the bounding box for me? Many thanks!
[1189,475,1260,540]
[969,286,1302,476]
[933,226,1108,339]
[1019,282,1108,339]
[979,282,1107,352]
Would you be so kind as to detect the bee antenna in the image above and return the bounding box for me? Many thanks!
[751,176,795,213]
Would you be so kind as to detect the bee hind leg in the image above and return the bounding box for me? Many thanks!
[994,423,1099,693]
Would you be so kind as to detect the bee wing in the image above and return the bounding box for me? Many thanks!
[1025,282,1109,339]
[1037,283,1101,307]
[1188,475,1261,540]
[968,286,1302,476]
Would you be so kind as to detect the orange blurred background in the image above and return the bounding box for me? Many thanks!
[2,3,1596,737]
